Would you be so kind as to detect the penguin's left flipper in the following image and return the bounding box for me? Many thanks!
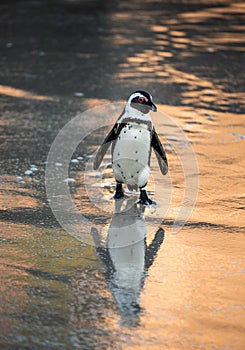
[93,123,118,170]
[151,128,168,175]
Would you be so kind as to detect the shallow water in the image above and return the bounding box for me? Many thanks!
[0,1,245,349]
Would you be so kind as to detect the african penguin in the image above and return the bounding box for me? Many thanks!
[91,198,165,320]
[94,90,168,205]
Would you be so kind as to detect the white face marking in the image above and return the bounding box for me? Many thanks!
[128,92,148,105]
[117,92,154,125]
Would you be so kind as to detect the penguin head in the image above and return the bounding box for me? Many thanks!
[127,90,157,114]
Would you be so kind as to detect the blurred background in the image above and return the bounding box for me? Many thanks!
[0,1,244,349]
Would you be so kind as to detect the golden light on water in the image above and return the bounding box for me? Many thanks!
[0,84,56,101]
[0,0,245,348]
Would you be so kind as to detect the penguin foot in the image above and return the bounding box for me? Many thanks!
[114,192,125,200]
[138,198,156,206]
[138,189,156,206]
[113,183,124,200]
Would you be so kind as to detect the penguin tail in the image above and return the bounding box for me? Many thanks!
[127,184,138,192]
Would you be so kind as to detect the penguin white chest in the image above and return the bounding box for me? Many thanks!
[112,122,151,187]
[108,213,145,289]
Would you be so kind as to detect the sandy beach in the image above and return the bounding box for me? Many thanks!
[0,0,244,349]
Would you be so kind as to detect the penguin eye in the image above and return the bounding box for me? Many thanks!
[138,96,146,103]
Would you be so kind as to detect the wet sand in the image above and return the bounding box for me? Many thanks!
[0,1,245,349]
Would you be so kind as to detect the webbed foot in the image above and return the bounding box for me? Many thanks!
[113,183,124,200]
[138,189,156,206]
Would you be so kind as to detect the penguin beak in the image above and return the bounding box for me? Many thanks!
[151,102,157,112]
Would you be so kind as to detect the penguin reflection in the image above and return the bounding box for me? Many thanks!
[91,198,164,326]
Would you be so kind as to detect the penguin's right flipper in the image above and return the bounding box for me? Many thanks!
[93,123,118,170]
[151,128,168,175]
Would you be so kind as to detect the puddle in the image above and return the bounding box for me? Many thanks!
[0,0,245,349]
